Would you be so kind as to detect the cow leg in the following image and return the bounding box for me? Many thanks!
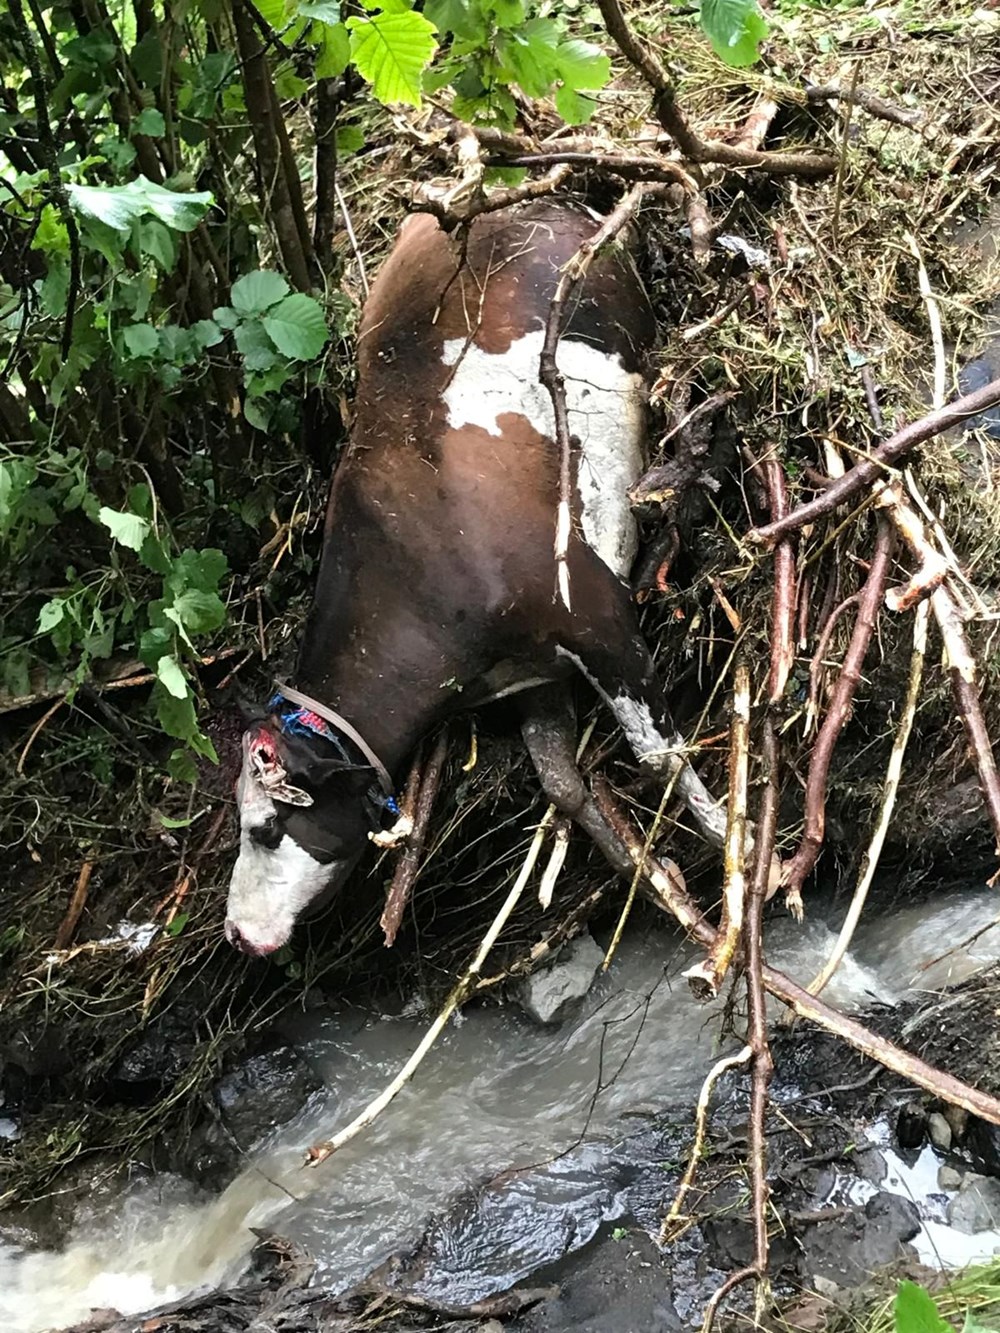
[519,684,671,883]
[555,577,728,851]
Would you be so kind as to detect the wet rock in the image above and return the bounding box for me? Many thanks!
[813,1275,843,1300]
[943,1105,969,1143]
[214,1044,322,1150]
[513,1229,683,1333]
[855,1148,887,1186]
[799,1192,920,1288]
[963,1117,1000,1178]
[947,1176,1000,1234]
[938,1165,964,1192]
[927,1113,952,1152]
[896,1101,927,1150]
[515,934,604,1026]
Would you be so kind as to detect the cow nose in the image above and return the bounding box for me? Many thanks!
[225,919,251,952]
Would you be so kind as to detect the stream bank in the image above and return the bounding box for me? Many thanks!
[5,881,1000,1333]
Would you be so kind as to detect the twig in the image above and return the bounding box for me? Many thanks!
[806,600,929,997]
[595,0,836,176]
[380,730,449,948]
[806,592,860,734]
[306,809,555,1167]
[660,1045,753,1243]
[748,378,1000,547]
[538,816,570,910]
[781,520,895,914]
[336,180,370,301]
[906,232,946,411]
[831,61,861,250]
[540,181,670,609]
[415,162,573,229]
[684,662,750,996]
[874,484,1000,859]
[484,149,700,191]
[16,697,64,773]
[593,779,1000,1126]
[762,453,797,703]
[53,859,95,950]
[804,83,924,129]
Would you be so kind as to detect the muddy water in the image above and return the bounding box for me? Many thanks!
[3,887,1000,1333]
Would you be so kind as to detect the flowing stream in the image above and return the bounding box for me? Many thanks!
[3,885,1000,1333]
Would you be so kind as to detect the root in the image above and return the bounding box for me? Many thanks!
[381,730,450,948]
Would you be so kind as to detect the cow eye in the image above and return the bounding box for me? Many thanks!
[249,816,282,850]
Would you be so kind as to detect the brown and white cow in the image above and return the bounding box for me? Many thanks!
[225,199,726,956]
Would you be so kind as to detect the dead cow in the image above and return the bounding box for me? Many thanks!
[226,199,727,957]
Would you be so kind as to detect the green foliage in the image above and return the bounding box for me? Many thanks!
[423,0,611,126]
[214,274,329,430]
[347,6,439,107]
[894,1281,1000,1333]
[698,0,769,66]
[895,1284,953,1333]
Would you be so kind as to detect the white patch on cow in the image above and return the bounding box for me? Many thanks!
[440,330,646,576]
[226,765,336,954]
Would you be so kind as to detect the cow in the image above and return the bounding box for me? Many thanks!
[225,198,729,957]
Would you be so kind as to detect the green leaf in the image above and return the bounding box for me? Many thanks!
[347,9,438,107]
[315,21,351,77]
[170,547,229,593]
[212,305,240,330]
[31,205,70,257]
[554,38,610,90]
[424,0,486,40]
[243,396,273,431]
[98,506,151,552]
[262,293,329,360]
[137,219,176,270]
[482,0,524,25]
[167,748,198,783]
[190,319,223,350]
[37,599,66,633]
[123,323,160,359]
[172,588,227,633]
[156,684,198,741]
[235,320,281,371]
[230,270,291,317]
[68,176,213,234]
[164,911,190,937]
[497,19,559,97]
[894,1282,950,1333]
[157,654,189,699]
[134,107,166,136]
[555,84,598,124]
[699,0,768,67]
[336,124,365,154]
[300,0,341,17]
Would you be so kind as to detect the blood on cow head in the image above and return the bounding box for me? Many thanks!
[225,720,375,956]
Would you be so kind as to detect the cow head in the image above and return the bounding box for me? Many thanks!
[225,715,378,956]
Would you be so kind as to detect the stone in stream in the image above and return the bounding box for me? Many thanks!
[938,1165,964,1192]
[927,1112,953,1152]
[947,1175,1000,1234]
[514,933,605,1026]
[213,1044,322,1150]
